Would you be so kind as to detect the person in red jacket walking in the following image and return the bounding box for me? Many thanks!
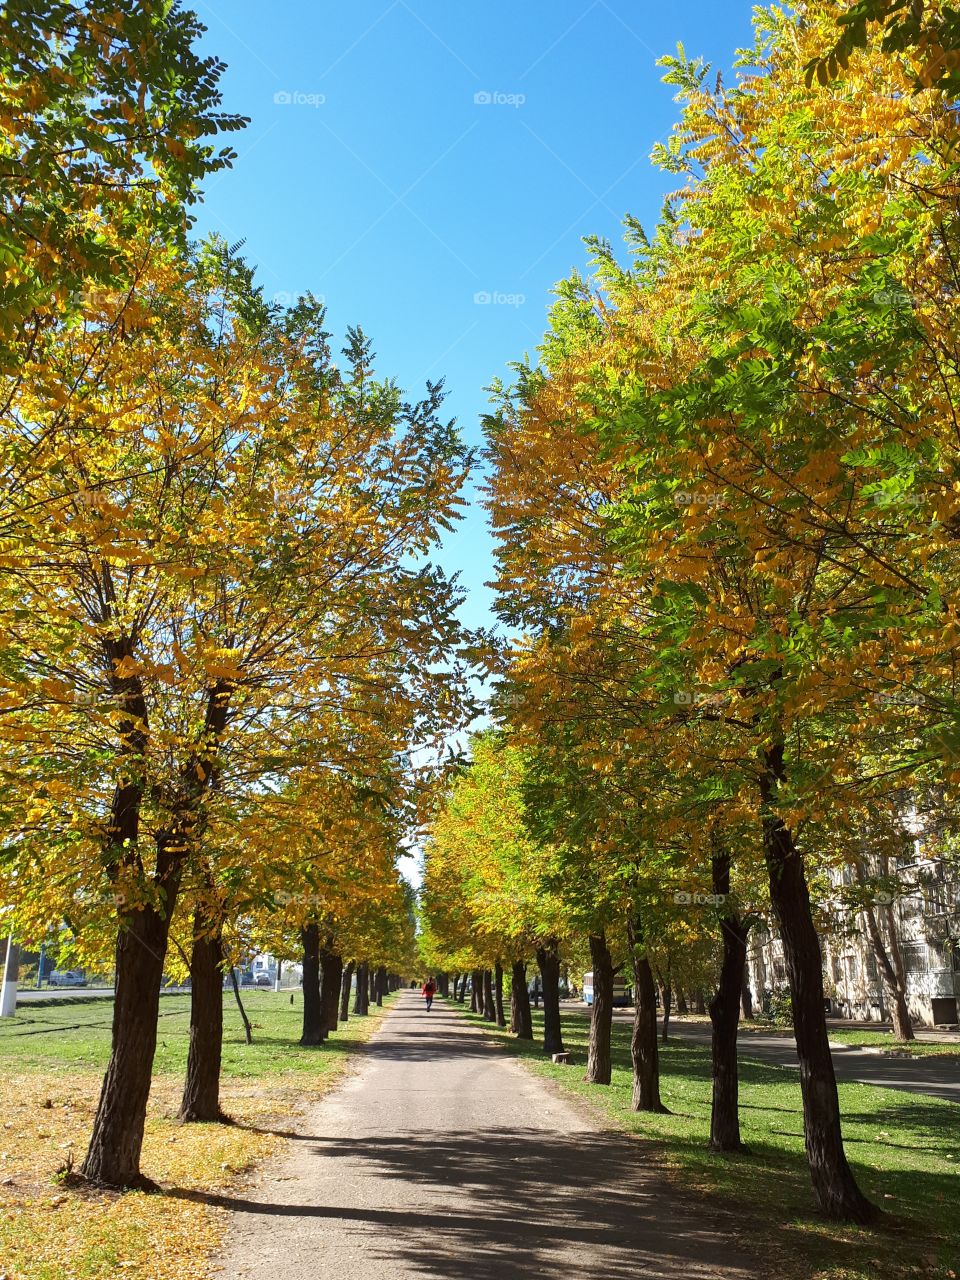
[421,978,436,1011]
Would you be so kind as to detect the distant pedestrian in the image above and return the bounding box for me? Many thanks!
[421,978,436,1011]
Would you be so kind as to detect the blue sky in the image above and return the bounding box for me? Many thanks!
[193,1,757,634]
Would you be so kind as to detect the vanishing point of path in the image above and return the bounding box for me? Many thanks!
[215,991,759,1280]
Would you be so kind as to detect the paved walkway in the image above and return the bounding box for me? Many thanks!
[214,992,758,1280]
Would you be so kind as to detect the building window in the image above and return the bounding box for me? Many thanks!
[902,943,929,975]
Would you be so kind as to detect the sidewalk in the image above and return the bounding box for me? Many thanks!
[214,992,760,1280]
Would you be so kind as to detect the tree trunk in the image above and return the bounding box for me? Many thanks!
[761,743,878,1223]
[368,967,377,1005]
[471,969,483,1013]
[708,848,748,1152]
[627,917,667,1112]
[494,960,506,1028]
[179,906,226,1123]
[300,924,325,1045]
[658,973,672,1043]
[695,988,706,1015]
[854,857,914,1040]
[458,973,467,1003]
[863,901,914,1039]
[536,941,564,1056]
[375,965,386,1007]
[677,990,689,1015]
[339,961,354,1023]
[586,931,613,1084]
[482,968,495,1021]
[81,892,176,1186]
[510,960,533,1038]
[230,968,252,1044]
[321,943,343,1034]
[353,962,369,1015]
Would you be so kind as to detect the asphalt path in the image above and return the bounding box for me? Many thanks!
[587,1006,960,1105]
[215,991,759,1280]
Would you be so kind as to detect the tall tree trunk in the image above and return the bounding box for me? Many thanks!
[854,857,914,1040]
[375,965,387,1007]
[494,960,506,1028]
[457,973,467,1003]
[628,916,667,1112]
[368,967,377,1005]
[694,988,706,1015]
[510,960,533,1038]
[300,924,325,1045]
[471,969,483,1013]
[761,743,877,1223]
[482,968,495,1021]
[536,941,564,1056]
[353,962,369,1015]
[81,883,177,1186]
[321,943,343,1034]
[708,848,748,1152]
[83,673,231,1186]
[658,970,672,1043]
[677,990,689,1015]
[339,961,354,1023]
[179,905,226,1123]
[586,931,613,1084]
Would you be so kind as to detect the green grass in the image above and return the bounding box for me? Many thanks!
[1,989,397,1280]
[454,1001,960,1280]
[827,1029,960,1057]
[0,988,391,1077]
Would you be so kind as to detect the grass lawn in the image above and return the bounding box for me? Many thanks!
[0,989,394,1280]
[453,1001,960,1280]
[826,1030,960,1058]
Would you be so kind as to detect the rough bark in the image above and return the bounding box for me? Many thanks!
[627,917,667,1112]
[300,924,325,1045]
[510,960,533,1038]
[82,671,231,1187]
[761,742,878,1223]
[658,971,672,1044]
[677,990,689,1015]
[339,961,354,1023]
[178,905,227,1123]
[494,960,506,1028]
[81,891,174,1186]
[708,848,748,1152]
[482,968,495,1021]
[586,931,613,1084]
[369,967,377,1005]
[353,962,369,1015]
[471,969,483,1013]
[321,943,343,1034]
[536,941,564,1056]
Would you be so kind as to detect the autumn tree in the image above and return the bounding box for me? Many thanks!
[0,238,474,1184]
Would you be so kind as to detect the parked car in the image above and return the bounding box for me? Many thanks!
[254,971,273,987]
[48,969,87,987]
